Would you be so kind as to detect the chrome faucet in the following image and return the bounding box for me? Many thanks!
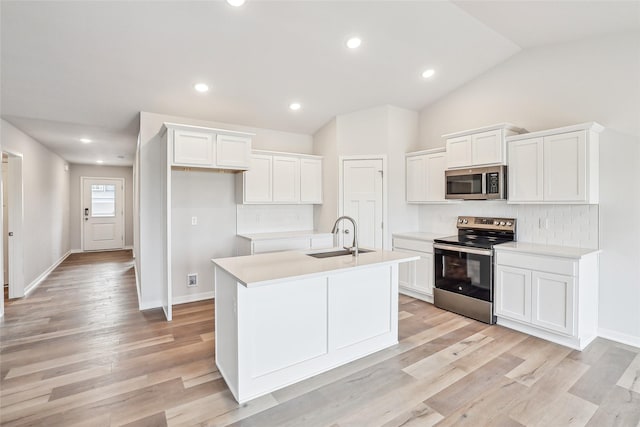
[331,216,359,256]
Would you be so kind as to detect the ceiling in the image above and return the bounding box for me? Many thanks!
[1,1,639,167]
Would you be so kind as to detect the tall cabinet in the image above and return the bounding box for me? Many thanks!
[161,123,254,321]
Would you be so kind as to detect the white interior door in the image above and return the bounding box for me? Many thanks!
[82,177,124,251]
[6,154,24,299]
[342,159,384,249]
[2,159,8,286]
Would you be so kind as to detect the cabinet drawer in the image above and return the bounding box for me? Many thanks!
[253,238,311,254]
[496,251,576,276]
[392,238,433,253]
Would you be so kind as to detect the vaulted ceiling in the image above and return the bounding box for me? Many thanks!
[2,1,638,166]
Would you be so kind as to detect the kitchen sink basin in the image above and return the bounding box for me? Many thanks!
[307,248,374,258]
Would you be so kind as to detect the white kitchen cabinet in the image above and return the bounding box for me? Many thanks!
[238,151,323,205]
[300,158,322,203]
[243,154,273,203]
[494,243,598,350]
[392,235,435,302]
[237,231,334,256]
[406,149,448,203]
[173,129,215,166]
[507,137,544,202]
[507,122,602,204]
[216,134,251,169]
[166,123,253,170]
[443,123,524,169]
[273,156,300,202]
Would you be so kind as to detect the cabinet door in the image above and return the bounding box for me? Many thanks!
[216,134,251,169]
[244,155,272,203]
[406,156,426,202]
[446,136,472,168]
[425,152,446,202]
[508,137,543,202]
[531,271,575,336]
[273,156,300,202]
[300,158,322,204]
[471,129,503,166]
[414,252,434,296]
[173,130,215,166]
[543,131,586,202]
[495,265,531,322]
[394,249,415,290]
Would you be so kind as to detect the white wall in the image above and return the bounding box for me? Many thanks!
[0,119,71,290]
[236,205,314,234]
[137,111,315,309]
[313,118,339,234]
[68,164,134,250]
[417,32,640,345]
[313,106,419,248]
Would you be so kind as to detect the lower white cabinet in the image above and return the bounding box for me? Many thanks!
[495,246,598,350]
[393,236,434,302]
[237,233,334,256]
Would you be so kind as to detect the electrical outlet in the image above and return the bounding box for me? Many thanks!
[187,273,198,287]
[191,216,197,226]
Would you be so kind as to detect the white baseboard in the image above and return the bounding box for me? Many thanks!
[598,327,640,349]
[172,291,215,305]
[139,299,163,311]
[24,250,72,296]
[70,246,133,253]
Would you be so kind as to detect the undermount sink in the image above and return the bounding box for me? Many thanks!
[307,248,374,258]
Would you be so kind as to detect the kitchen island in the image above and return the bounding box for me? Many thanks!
[212,249,418,403]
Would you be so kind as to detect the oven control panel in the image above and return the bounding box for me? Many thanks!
[457,216,516,232]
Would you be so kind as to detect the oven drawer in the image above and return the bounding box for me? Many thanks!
[392,238,432,253]
[496,251,577,276]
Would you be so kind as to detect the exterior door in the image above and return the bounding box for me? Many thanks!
[82,178,124,251]
[342,159,383,249]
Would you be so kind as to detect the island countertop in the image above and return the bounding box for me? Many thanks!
[212,249,418,288]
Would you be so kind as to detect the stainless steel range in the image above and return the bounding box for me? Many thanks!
[433,216,516,324]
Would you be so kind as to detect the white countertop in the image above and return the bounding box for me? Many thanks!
[212,248,418,287]
[237,230,333,241]
[393,231,445,242]
[495,241,600,259]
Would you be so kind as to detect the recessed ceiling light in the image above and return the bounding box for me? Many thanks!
[422,69,435,79]
[226,0,245,6]
[194,83,209,93]
[80,138,92,144]
[96,160,104,164]
[346,37,362,49]
[289,102,302,111]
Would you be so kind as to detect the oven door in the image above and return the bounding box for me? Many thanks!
[433,243,493,302]
[445,171,484,200]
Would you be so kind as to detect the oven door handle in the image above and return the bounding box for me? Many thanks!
[433,243,493,257]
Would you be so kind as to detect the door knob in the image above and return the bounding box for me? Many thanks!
[8,232,13,237]
[344,229,350,234]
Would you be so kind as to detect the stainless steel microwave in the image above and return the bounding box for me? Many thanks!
[445,165,506,200]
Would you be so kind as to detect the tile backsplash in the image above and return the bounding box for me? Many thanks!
[237,204,315,234]
[418,202,599,249]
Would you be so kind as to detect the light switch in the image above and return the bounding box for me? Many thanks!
[191,216,197,225]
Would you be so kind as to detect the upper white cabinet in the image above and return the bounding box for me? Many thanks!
[406,148,448,203]
[507,122,603,204]
[166,123,253,171]
[238,151,323,205]
[300,158,323,204]
[443,123,525,169]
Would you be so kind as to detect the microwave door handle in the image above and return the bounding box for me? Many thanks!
[481,173,487,194]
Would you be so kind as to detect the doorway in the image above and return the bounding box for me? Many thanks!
[340,156,386,249]
[81,177,125,251]
[2,151,25,304]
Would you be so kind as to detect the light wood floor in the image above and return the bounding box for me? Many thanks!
[1,251,639,427]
